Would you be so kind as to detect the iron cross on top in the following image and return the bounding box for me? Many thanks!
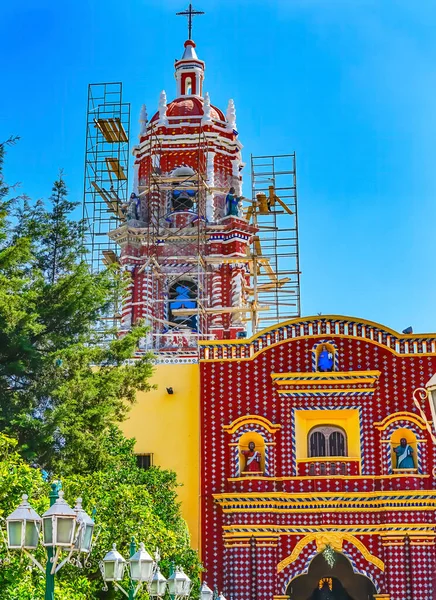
[176,3,204,40]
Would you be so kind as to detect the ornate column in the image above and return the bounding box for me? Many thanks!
[205,149,216,222]
[120,264,135,329]
[223,542,251,600]
[253,537,279,600]
[381,536,410,600]
[408,535,436,599]
[209,265,223,333]
[230,264,245,326]
[140,265,155,349]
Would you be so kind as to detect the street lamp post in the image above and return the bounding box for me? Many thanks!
[5,483,95,600]
[45,484,58,600]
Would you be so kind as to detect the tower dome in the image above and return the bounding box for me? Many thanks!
[150,96,225,122]
[149,40,226,124]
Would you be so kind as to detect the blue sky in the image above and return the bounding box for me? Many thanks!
[1,0,436,333]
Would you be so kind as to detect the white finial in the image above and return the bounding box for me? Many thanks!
[139,104,148,135]
[158,91,168,126]
[226,99,237,131]
[202,92,212,125]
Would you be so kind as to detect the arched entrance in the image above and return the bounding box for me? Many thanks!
[287,553,377,600]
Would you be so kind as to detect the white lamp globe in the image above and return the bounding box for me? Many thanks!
[102,544,127,582]
[150,567,167,598]
[6,495,42,550]
[167,566,192,597]
[73,498,94,553]
[200,581,214,600]
[42,490,77,548]
[129,542,155,582]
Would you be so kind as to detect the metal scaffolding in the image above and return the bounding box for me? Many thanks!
[247,153,301,333]
[81,83,301,346]
[82,82,130,273]
[132,125,212,355]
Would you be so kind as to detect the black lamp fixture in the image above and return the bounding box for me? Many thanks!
[166,387,174,395]
[402,326,413,334]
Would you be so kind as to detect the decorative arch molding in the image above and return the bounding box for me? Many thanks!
[277,533,384,574]
[224,415,280,477]
[223,415,281,435]
[278,536,384,596]
[374,412,427,432]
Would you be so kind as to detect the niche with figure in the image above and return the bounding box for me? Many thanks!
[390,428,418,472]
[168,279,197,331]
[314,343,336,372]
[239,431,265,476]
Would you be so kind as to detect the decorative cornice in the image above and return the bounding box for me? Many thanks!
[213,490,436,513]
[222,523,436,535]
[199,315,436,362]
[271,370,380,397]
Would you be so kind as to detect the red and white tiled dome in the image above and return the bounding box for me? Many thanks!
[150,96,225,122]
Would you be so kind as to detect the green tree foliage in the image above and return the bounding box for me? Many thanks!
[0,432,202,600]
[0,144,154,475]
[0,145,201,597]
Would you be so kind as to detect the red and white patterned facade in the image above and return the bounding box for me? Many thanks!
[199,316,436,599]
[110,40,256,353]
[108,31,436,599]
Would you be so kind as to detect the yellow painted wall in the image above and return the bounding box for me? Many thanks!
[120,363,200,549]
[294,409,361,460]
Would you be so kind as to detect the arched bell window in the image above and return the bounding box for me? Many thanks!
[308,426,347,458]
[170,166,197,213]
[168,279,197,331]
[185,77,192,95]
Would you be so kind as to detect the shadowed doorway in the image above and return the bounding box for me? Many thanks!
[287,553,377,600]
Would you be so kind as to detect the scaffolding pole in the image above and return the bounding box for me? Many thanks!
[82,82,130,273]
[130,125,212,354]
[249,153,301,333]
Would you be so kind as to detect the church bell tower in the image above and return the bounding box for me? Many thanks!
[109,34,256,357]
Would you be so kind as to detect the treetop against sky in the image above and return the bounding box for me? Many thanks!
[1,0,436,331]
